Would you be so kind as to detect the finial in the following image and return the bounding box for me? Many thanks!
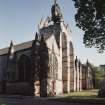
[79,59,81,65]
[9,40,14,55]
[35,32,38,40]
[87,59,89,64]
[10,40,14,47]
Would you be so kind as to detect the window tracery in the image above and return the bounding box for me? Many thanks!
[48,51,58,80]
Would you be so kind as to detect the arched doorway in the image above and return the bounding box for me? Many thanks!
[62,33,68,93]
[17,54,31,82]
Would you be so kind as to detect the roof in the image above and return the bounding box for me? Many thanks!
[0,40,33,56]
[0,23,60,56]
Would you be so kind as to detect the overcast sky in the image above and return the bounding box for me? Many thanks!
[0,0,105,66]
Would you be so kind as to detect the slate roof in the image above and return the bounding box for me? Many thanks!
[0,24,59,56]
[0,40,33,56]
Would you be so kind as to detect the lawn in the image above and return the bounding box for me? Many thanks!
[50,90,105,104]
[67,89,98,99]
[0,104,7,105]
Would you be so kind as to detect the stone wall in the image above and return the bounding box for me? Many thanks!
[0,55,8,81]
[70,41,75,91]
[0,1,94,97]
[6,82,31,95]
[75,57,93,91]
[0,55,8,93]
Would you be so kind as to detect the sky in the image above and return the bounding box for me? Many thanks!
[0,0,105,66]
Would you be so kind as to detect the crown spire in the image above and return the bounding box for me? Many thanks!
[51,0,62,24]
[54,0,57,4]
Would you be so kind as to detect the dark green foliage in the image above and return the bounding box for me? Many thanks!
[95,67,105,88]
[91,65,105,88]
[72,0,105,52]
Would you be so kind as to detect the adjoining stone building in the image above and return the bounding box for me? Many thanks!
[75,57,93,91]
[0,1,93,97]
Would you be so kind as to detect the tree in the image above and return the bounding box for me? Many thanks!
[95,67,104,88]
[90,65,104,89]
[72,0,105,52]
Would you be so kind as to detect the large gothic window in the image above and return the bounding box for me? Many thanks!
[48,52,58,80]
[70,41,75,91]
[70,41,74,71]
[62,32,68,93]
[17,54,31,82]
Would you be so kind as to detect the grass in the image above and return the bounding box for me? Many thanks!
[0,104,7,105]
[67,89,98,99]
[50,90,105,104]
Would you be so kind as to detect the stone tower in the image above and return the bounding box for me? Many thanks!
[38,0,75,95]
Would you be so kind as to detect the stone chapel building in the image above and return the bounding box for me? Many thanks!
[0,1,93,97]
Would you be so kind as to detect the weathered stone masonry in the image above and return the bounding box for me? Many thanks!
[0,1,93,97]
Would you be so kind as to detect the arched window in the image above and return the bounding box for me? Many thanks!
[48,52,58,80]
[70,41,74,70]
[62,32,68,93]
[70,41,75,91]
[17,54,31,82]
